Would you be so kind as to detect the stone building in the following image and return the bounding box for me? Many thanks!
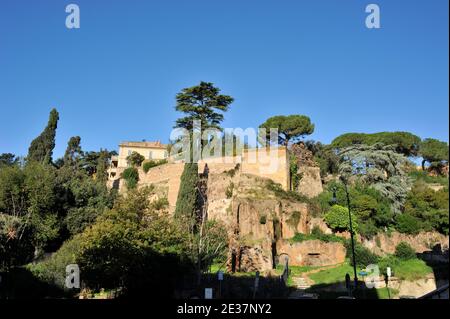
[107,140,168,179]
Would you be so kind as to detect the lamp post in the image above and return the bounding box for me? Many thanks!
[331,180,358,296]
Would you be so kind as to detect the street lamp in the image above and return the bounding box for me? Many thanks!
[331,180,359,296]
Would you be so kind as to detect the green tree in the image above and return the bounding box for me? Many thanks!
[259,115,314,146]
[27,109,59,164]
[174,81,234,140]
[121,167,139,189]
[126,151,145,167]
[395,242,416,260]
[174,163,199,220]
[76,187,191,296]
[331,131,421,157]
[63,136,83,167]
[419,138,449,171]
[324,205,359,233]
[338,143,411,214]
[0,153,19,167]
[81,149,117,177]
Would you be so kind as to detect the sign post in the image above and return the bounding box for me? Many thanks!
[386,267,392,299]
[205,288,213,299]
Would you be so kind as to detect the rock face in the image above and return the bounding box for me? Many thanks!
[276,239,346,267]
[362,231,449,256]
[308,217,333,234]
[297,166,323,198]
[206,171,345,272]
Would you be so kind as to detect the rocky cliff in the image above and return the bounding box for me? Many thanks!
[205,169,345,272]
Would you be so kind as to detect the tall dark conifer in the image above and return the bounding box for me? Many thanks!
[27,108,59,164]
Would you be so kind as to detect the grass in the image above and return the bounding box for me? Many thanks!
[390,258,433,281]
[376,287,399,299]
[290,232,344,244]
[308,262,354,285]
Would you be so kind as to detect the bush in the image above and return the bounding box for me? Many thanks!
[394,242,416,260]
[143,159,168,173]
[122,167,139,189]
[126,152,145,167]
[28,236,82,289]
[291,229,344,243]
[346,241,379,267]
[325,205,359,233]
[395,214,421,234]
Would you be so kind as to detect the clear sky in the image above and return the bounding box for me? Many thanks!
[0,0,448,159]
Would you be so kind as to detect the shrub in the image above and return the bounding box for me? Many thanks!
[395,214,421,234]
[28,236,82,289]
[291,229,343,243]
[394,242,416,260]
[143,159,168,173]
[346,241,379,267]
[325,205,359,233]
[122,167,139,189]
[126,152,145,167]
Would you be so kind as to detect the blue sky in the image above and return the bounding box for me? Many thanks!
[0,0,448,159]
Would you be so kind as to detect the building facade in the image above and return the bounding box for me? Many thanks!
[108,141,168,179]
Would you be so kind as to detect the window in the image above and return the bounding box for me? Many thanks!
[148,151,153,159]
[128,150,132,156]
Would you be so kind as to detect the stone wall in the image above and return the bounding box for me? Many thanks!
[276,239,346,267]
[297,166,323,198]
[362,231,449,256]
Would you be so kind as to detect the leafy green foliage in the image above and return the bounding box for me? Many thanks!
[291,228,344,243]
[0,153,19,167]
[338,143,411,214]
[324,205,359,233]
[394,214,421,234]
[402,181,449,234]
[44,188,193,296]
[331,131,421,157]
[63,136,83,167]
[346,241,379,267]
[305,141,340,176]
[394,242,416,260]
[265,180,322,216]
[121,167,139,189]
[174,81,234,135]
[27,109,59,164]
[289,154,300,190]
[259,115,314,146]
[28,235,82,288]
[80,149,117,177]
[174,163,199,219]
[419,138,449,171]
[126,151,145,167]
[142,159,168,173]
[408,170,448,187]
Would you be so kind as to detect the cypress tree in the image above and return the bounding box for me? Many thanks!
[27,108,59,164]
[174,163,199,220]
